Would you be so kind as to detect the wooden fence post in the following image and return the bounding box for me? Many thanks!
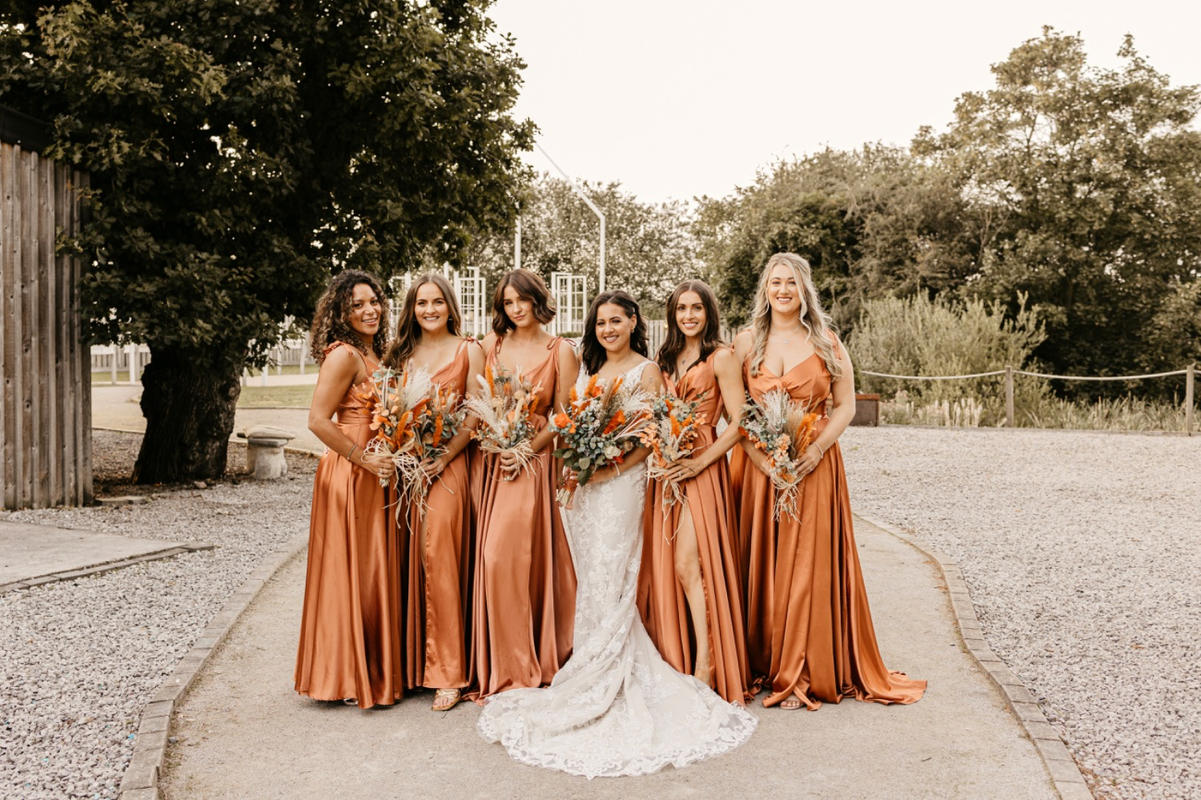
[1186,363,1195,436]
[1004,366,1015,428]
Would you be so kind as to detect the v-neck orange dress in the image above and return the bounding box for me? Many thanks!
[472,336,576,699]
[404,339,478,691]
[295,342,403,708]
[639,349,752,704]
[736,344,926,709]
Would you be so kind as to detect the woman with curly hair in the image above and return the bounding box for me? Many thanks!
[383,273,484,712]
[295,269,404,709]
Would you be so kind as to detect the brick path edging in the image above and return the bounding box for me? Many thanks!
[116,530,310,800]
[859,514,1094,800]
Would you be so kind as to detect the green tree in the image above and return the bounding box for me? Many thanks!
[466,174,699,317]
[0,0,532,481]
[695,146,974,328]
[914,28,1201,386]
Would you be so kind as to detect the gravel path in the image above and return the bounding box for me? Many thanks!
[0,431,317,799]
[840,425,1201,800]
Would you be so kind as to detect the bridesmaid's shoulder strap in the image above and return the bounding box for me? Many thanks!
[322,340,368,366]
[825,328,844,359]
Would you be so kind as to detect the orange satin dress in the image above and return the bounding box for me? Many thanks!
[639,350,752,704]
[472,336,576,699]
[739,348,926,709]
[295,342,403,709]
[404,340,476,690]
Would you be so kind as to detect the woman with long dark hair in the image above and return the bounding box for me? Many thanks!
[472,269,578,699]
[383,273,483,712]
[477,289,756,777]
[639,280,751,703]
[732,252,925,710]
[295,269,403,709]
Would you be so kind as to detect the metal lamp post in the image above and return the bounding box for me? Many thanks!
[531,142,607,292]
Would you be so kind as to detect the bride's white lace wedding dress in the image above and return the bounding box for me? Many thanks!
[477,362,756,778]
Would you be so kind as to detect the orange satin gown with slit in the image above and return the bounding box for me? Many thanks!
[404,339,476,691]
[639,349,752,704]
[472,336,576,699]
[295,342,403,709]
[738,346,926,709]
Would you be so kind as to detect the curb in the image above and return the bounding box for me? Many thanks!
[857,514,1094,800]
[116,529,310,800]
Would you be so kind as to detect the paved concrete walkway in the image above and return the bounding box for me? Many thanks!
[0,520,187,589]
[160,518,1056,799]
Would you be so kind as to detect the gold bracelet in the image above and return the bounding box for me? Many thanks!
[346,444,358,463]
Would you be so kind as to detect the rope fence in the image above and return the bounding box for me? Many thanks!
[857,364,1196,434]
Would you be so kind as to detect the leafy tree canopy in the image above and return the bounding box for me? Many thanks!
[914,27,1201,380]
[0,0,533,480]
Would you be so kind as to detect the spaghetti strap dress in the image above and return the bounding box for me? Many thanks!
[639,349,752,703]
[738,341,926,708]
[404,339,477,690]
[472,336,576,699]
[295,342,403,708]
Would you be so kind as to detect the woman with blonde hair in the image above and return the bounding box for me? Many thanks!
[383,273,484,712]
[732,252,925,710]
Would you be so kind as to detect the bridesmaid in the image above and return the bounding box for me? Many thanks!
[295,269,402,709]
[733,252,926,710]
[640,280,752,704]
[383,273,483,712]
[473,268,579,699]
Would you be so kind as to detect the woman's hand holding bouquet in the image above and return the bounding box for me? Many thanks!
[739,388,819,518]
[551,374,652,507]
[463,362,541,482]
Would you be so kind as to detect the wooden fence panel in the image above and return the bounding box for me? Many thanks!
[0,132,92,509]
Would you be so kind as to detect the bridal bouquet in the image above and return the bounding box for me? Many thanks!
[639,392,708,513]
[551,374,652,507]
[399,383,467,518]
[356,366,433,487]
[739,389,819,518]
[463,362,541,478]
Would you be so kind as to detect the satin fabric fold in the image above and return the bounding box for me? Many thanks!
[639,350,752,704]
[295,343,404,709]
[404,341,475,690]
[472,337,576,699]
[739,349,926,709]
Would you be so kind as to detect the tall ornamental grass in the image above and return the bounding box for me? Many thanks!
[850,294,1049,426]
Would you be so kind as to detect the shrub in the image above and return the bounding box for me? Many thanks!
[850,293,1048,426]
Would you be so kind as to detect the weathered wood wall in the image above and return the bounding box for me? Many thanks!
[1,108,92,509]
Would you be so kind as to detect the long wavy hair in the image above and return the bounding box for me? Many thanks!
[309,269,390,363]
[748,253,841,379]
[656,280,723,379]
[580,291,648,376]
[383,273,462,370]
[491,268,556,336]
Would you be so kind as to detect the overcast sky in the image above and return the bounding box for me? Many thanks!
[489,0,1201,204]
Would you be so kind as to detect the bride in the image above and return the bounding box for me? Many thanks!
[477,290,756,778]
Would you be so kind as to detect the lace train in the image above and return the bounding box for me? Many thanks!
[477,463,756,778]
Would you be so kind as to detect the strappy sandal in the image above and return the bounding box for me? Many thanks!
[780,696,803,711]
[432,688,461,712]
